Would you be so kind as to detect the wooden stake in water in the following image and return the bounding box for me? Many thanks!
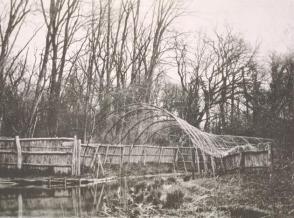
[18,193,23,218]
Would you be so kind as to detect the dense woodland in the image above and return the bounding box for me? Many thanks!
[0,0,293,149]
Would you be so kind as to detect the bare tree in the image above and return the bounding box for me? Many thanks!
[172,30,258,133]
[0,0,30,135]
[39,0,80,135]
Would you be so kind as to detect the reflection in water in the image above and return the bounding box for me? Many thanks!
[0,176,281,218]
[18,194,22,218]
[0,183,114,217]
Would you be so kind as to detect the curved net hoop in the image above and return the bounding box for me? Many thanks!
[100,103,273,158]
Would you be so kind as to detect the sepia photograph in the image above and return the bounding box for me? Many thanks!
[0,0,293,217]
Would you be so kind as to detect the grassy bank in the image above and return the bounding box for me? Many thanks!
[96,165,293,217]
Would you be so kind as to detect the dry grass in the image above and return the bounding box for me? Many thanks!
[96,163,293,217]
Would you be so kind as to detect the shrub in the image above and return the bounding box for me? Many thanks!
[134,181,147,193]
[152,178,164,189]
[146,189,162,205]
[166,177,177,184]
[165,189,184,209]
[183,175,191,182]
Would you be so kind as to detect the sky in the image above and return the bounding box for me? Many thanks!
[13,0,294,62]
[174,0,294,56]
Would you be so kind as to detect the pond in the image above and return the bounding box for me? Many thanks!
[0,184,110,217]
[0,174,287,218]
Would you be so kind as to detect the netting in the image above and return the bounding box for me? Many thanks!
[100,103,273,158]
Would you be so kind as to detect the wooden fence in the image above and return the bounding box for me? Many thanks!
[0,136,273,177]
[81,144,179,166]
[0,136,81,176]
[81,143,273,175]
[222,147,273,172]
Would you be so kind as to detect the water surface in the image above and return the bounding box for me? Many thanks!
[0,184,108,217]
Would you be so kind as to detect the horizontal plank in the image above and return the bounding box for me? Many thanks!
[0,196,71,200]
[81,144,194,150]
[0,139,15,142]
[224,166,269,171]
[0,138,74,142]
[244,150,268,155]
[243,166,269,169]
[81,155,92,158]
[83,144,126,148]
[22,145,73,149]
[81,144,102,148]
[0,150,16,154]
[0,162,72,167]
[20,137,74,141]
[224,153,240,158]
[22,151,72,155]
[22,163,72,167]
[0,163,17,166]
[224,150,268,158]
[98,153,175,157]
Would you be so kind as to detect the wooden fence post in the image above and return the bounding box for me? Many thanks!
[191,147,196,179]
[128,145,133,164]
[174,147,179,172]
[98,154,105,176]
[141,147,145,165]
[143,147,146,166]
[202,151,208,174]
[268,143,273,176]
[195,148,200,173]
[120,145,124,175]
[220,157,226,174]
[267,144,273,166]
[72,136,77,176]
[15,136,22,170]
[211,156,216,177]
[179,148,187,173]
[77,139,81,176]
[104,144,109,164]
[239,147,245,173]
[90,146,99,168]
[158,147,163,164]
